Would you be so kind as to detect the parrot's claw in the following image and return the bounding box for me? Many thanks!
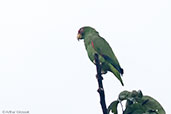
[101,70,107,74]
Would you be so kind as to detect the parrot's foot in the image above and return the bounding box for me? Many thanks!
[101,70,107,74]
[96,74,103,80]
[97,87,104,93]
[93,60,102,66]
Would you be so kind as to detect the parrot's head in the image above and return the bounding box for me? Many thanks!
[77,26,98,41]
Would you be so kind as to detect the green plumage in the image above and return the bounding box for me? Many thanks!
[77,26,124,86]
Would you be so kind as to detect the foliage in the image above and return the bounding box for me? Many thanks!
[107,90,165,114]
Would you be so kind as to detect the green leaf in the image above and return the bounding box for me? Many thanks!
[124,103,145,114]
[118,90,131,101]
[109,90,165,114]
[124,90,166,114]
[141,96,166,114]
[107,100,119,114]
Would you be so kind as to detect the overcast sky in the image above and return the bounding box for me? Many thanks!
[0,0,171,114]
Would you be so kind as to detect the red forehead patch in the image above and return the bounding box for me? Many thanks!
[78,28,84,33]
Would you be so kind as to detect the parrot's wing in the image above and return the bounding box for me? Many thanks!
[92,37,123,74]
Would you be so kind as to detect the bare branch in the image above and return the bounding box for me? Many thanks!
[94,53,107,114]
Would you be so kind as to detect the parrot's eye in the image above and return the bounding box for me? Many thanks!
[78,28,84,34]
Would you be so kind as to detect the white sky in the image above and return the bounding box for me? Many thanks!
[0,0,171,114]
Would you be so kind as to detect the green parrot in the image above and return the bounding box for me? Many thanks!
[77,26,124,86]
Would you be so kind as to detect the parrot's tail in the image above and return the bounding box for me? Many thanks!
[120,68,124,75]
[109,64,124,86]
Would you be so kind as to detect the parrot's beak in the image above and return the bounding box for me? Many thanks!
[77,33,82,41]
